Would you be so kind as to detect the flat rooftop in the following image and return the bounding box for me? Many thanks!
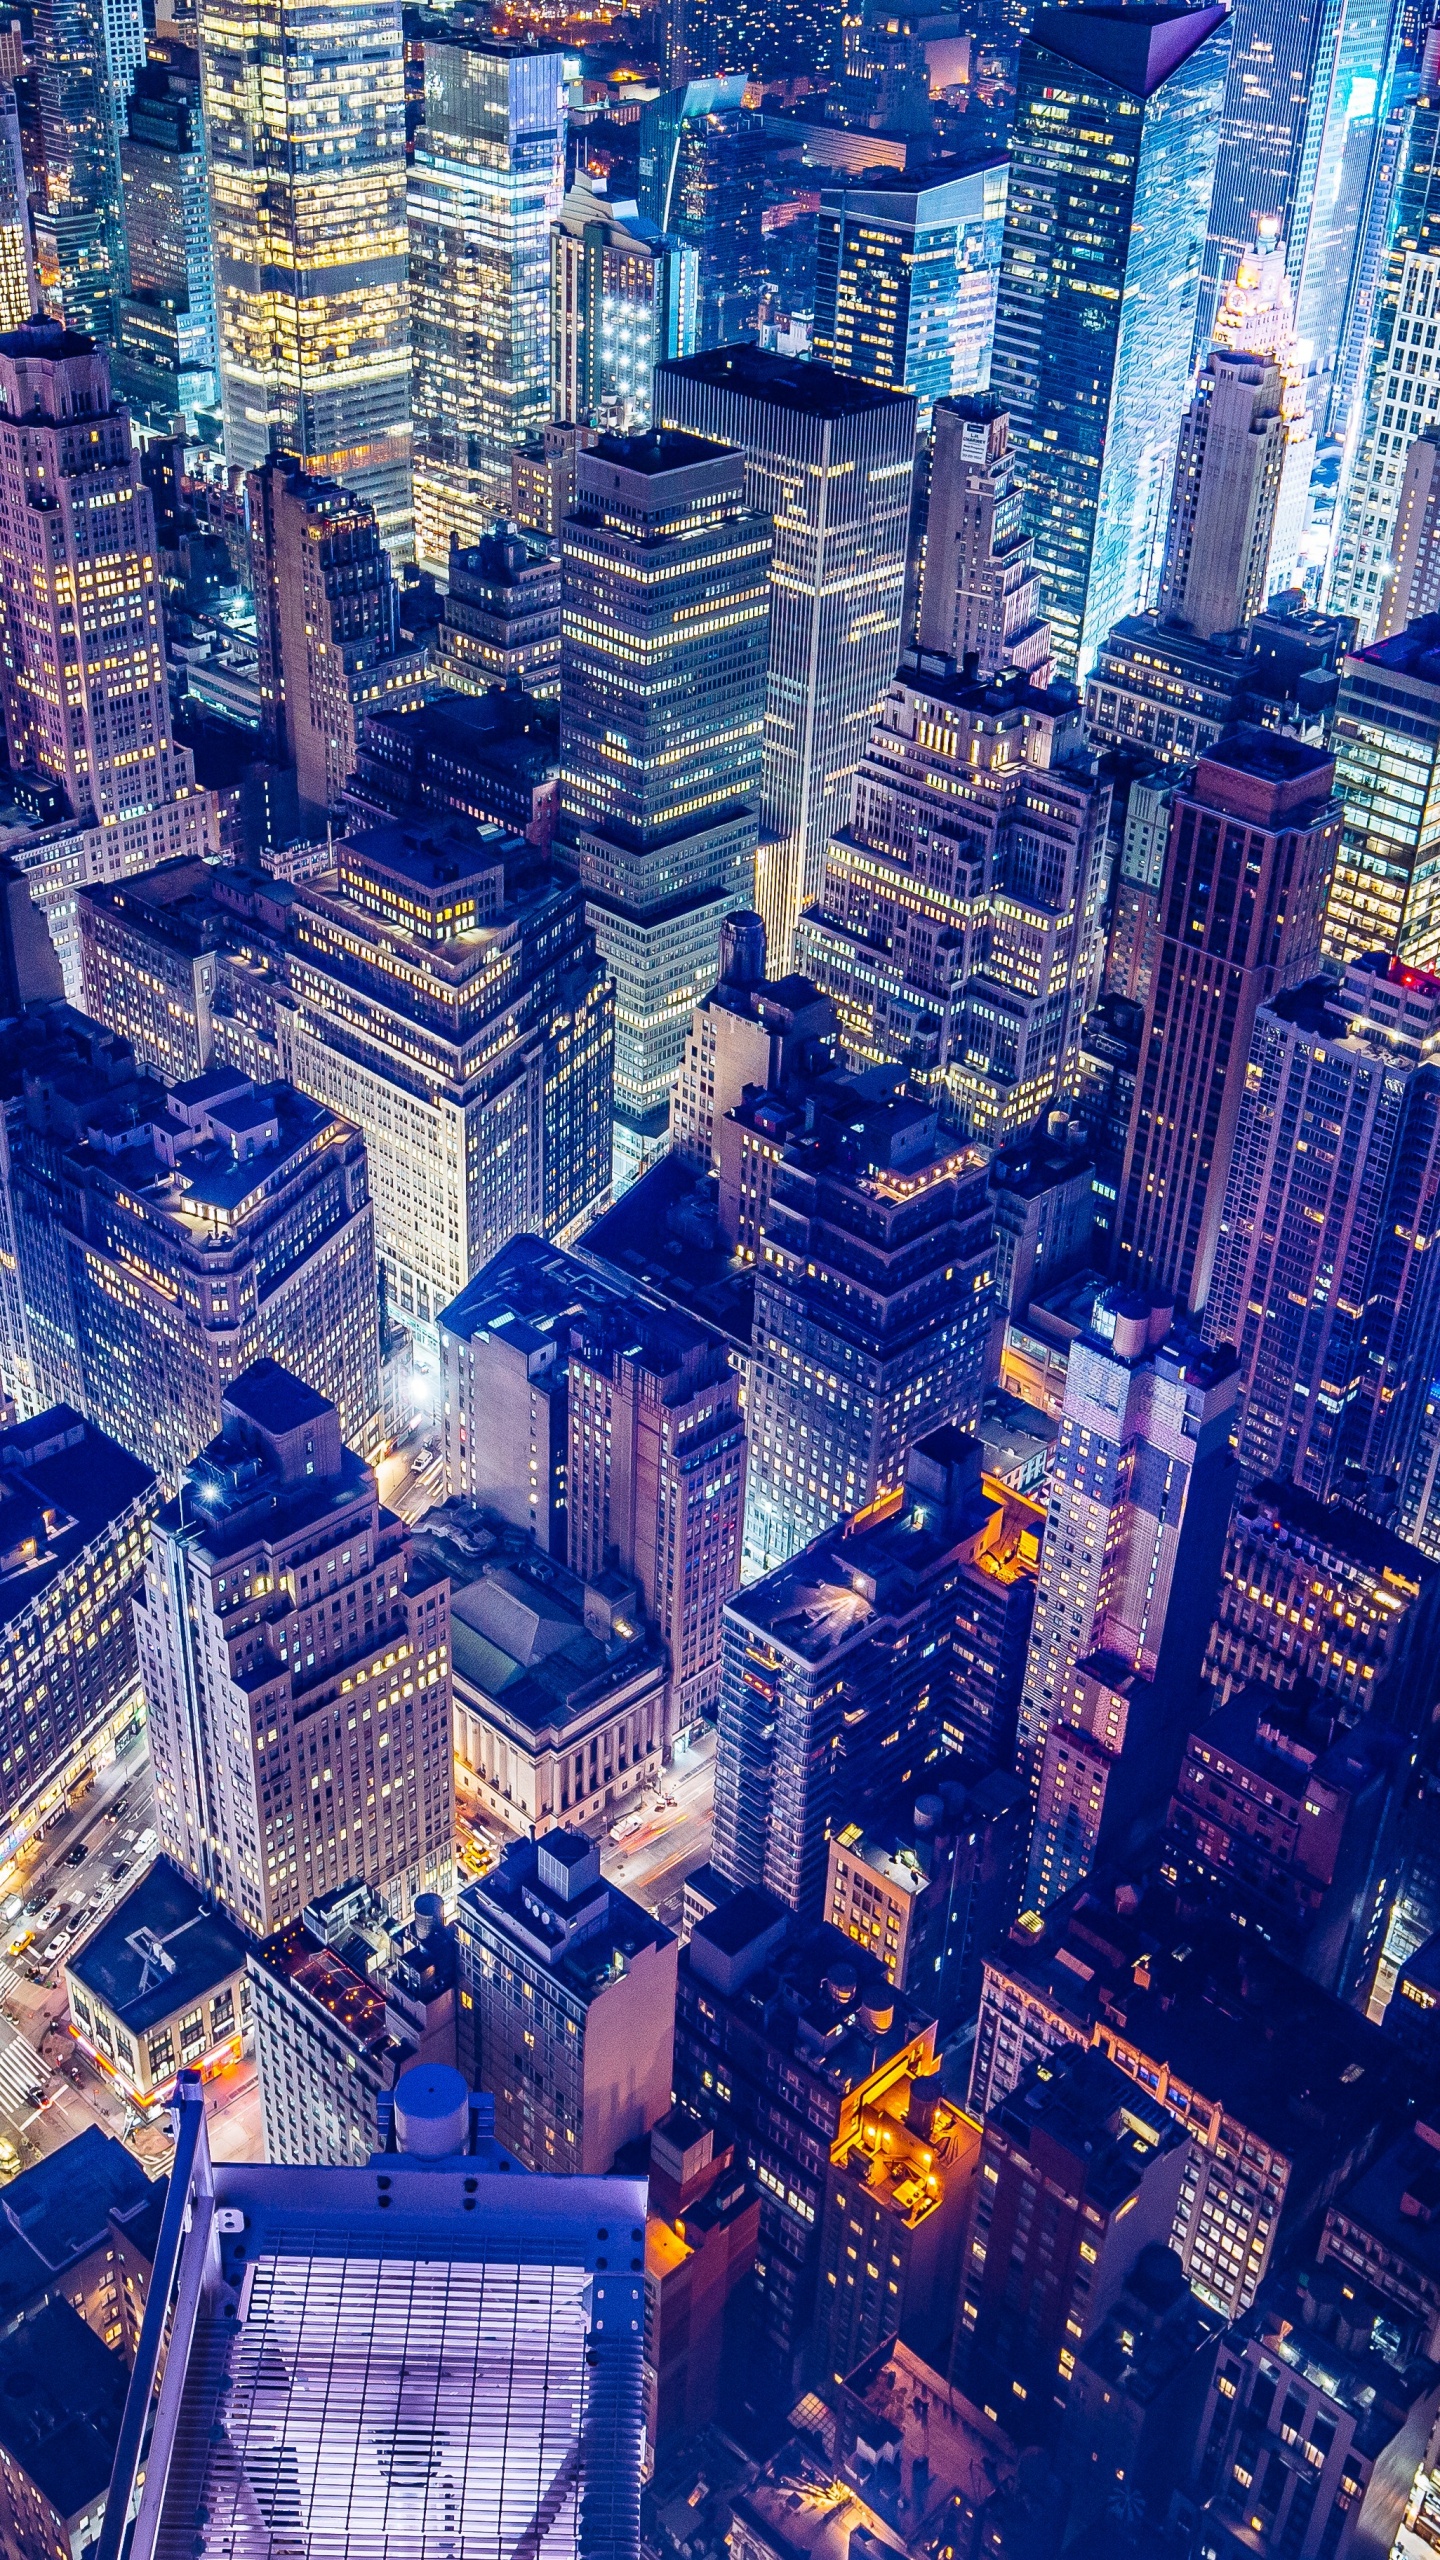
[68,1856,250,2033]
[0,2125,153,2325]
[586,427,735,476]
[0,1407,154,1636]
[730,1466,994,1666]
[1351,616,1440,688]
[254,1919,396,2056]
[0,2296,129,2521]
[1232,1476,1436,1587]
[991,1887,1409,2167]
[658,344,915,418]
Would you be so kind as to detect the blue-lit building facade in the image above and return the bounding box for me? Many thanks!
[813,155,1008,424]
[992,1,1231,680]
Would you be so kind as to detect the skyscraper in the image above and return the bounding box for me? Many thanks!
[139,1361,454,1936]
[196,0,412,547]
[1017,1289,1238,1911]
[1289,0,1407,427]
[14,1066,380,1487]
[0,81,35,333]
[1328,44,1440,635]
[991,2,1230,682]
[744,1080,994,1571]
[275,817,613,1344]
[0,320,214,861]
[249,453,429,821]
[797,653,1110,1142]
[714,1430,1001,1917]
[1209,218,1316,598]
[551,173,698,437]
[456,1830,676,2171]
[956,2044,1194,2418]
[1114,730,1340,1313]
[559,432,771,1187]
[30,0,127,339]
[566,1298,747,1738]
[1377,432,1440,634]
[812,156,1007,425]
[435,524,561,700]
[1205,956,1440,1496]
[115,42,218,433]
[408,31,566,569]
[1157,351,1289,640]
[0,1406,156,1868]
[914,396,1052,678]
[656,347,916,965]
[1193,0,1345,364]
[1327,621,1440,966]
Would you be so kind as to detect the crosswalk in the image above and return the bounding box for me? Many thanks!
[0,2035,45,2116]
[0,1958,22,2000]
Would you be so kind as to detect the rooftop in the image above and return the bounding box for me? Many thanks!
[995,2045,1186,2213]
[1230,1477,1436,1590]
[1075,2242,1226,2406]
[413,1501,664,1743]
[0,1406,154,1636]
[460,1832,673,2000]
[224,1360,334,1441]
[68,1856,251,2033]
[439,1233,628,1354]
[1350,616,1440,689]
[732,2441,907,2560]
[0,2126,153,2326]
[253,1918,398,2059]
[990,1885,1410,2170]
[729,1433,996,1666]
[580,1155,756,1353]
[832,2336,1014,2526]
[1328,2125,1440,2290]
[0,2296,129,2521]
[585,426,736,477]
[658,344,915,419]
[686,1900,935,2100]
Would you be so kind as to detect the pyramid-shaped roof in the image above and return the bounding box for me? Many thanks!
[1029,1,1228,99]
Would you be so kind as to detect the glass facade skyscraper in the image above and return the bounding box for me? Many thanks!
[116,43,218,432]
[812,154,1008,427]
[559,432,771,1186]
[409,33,566,571]
[991,2,1230,683]
[1327,56,1440,633]
[656,347,915,966]
[196,0,412,547]
[551,173,697,437]
[30,0,129,339]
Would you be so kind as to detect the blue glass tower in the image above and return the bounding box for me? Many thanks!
[991,2,1230,681]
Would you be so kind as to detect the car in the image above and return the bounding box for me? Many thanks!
[40,1931,71,1961]
[64,1843,87,1867]
[111,1859,129,1881]
[609,1811,645,1843]
[21,1895,47,1918]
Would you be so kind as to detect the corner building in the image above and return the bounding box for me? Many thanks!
[139,1361,454,1936]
